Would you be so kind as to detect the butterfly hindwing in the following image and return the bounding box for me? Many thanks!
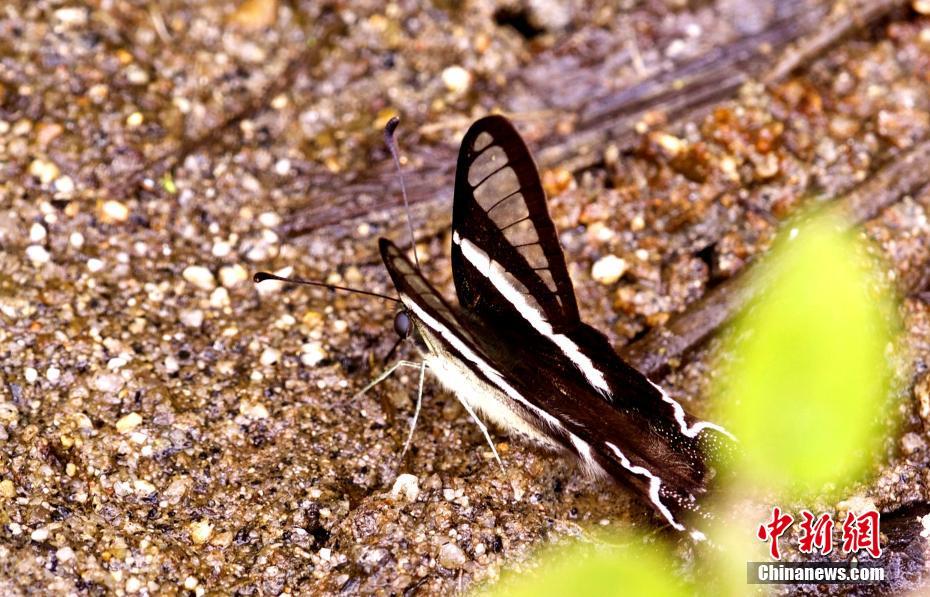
[451,115,580,330]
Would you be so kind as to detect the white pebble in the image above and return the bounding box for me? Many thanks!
[258,211,281,228]
[46,367,60,382]
[87,258,104,272]
[26,245,51,265]
[239,402,269,419]
[591,255,628,285]
[209,287,230,308]
[219,264,249,288]
[189,519,213,544]
[101,199,130,223]
[56,546,75,562]
[260,347,280,366]
[125,577,141,593]
[390,474,420,503]
[93,373,124,393]
[69,231,84,248]
[29,159,60,184]
[29,223,47,242]
[300,343,327,367]
[180,309,204,328]
[183,266,216,291]
[25,367,38,383]
[107,356,127,370]
[164,356,179,374]
[211,240,232,258]
[184,577,199,590]
[274,159,291,176]
[441,66,472,95]
[30,527,49,542]
[438,542,468,569]
[133,479,156,495]
[54,7,88,25]
[54,175,75,194]
[116,412,143,433]
[126,112,144,127]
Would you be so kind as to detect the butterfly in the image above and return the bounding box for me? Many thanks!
[259,115,734,538]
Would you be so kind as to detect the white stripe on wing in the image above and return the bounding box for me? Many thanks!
[400,293,564,431]
[453,232,612,397]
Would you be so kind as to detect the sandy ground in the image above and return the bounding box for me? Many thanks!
[2,1,930,595]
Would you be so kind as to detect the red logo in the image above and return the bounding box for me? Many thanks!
[757,508,881,559]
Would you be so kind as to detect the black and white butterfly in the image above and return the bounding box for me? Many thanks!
[259,115,734,539]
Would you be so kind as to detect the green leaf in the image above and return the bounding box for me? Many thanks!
[479,538,690,597]
[714,212,897,496]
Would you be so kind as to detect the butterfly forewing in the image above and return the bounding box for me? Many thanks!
[451,116,580,330]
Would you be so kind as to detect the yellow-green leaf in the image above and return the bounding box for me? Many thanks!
[714,212,897,496]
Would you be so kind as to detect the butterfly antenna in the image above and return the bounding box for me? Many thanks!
[384,116,421,269]
[253,272,399,303]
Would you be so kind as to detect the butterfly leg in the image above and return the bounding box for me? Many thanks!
[455,397,504,471]
[353,360,422,399]
[400,361,427,458]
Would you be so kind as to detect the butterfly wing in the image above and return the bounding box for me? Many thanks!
[451,115,580,330]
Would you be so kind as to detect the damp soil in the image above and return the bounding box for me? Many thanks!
[2,1,930,595]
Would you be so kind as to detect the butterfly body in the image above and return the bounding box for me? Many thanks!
[375,116,733,536]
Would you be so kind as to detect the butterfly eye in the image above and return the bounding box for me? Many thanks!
[393,311,411,339]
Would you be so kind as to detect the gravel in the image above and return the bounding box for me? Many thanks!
[2,1,930,595]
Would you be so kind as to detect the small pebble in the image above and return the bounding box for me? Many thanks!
[190,520,213,544]
[441,66,472,95]
[438,542,468,569]
[164,356,179,373]
[300,342,327,367]
[184,577,199,590]
[54,175,75,194]
[94,373,124,393]
[901,432,926,456]
[28,158,60,184]
[69,231,84,248]
[183,266,217,291]
[274,159,291,176]
[219,264,249,288]
[100,200,130,223]
[56,546,75,562]
[25,367,38,383]
[26,245,51,265]
[180,309,205,328]
[260,347,280,366]
[239,402,269,419]
[134,479,157,495]
[212,240,232,258]
[210,287,230,308]
[54,7,88,25]
[0,479,15,498]
[46,367,60,382]
[125,577,141,593]
[29,222,46,242]
[390,474,420,502]
[116,412,143,433]
[87,258,104,272]
[591,255,628,285]
[126,112,144,127]
[30,527,49,542]
[258,211,281,227]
